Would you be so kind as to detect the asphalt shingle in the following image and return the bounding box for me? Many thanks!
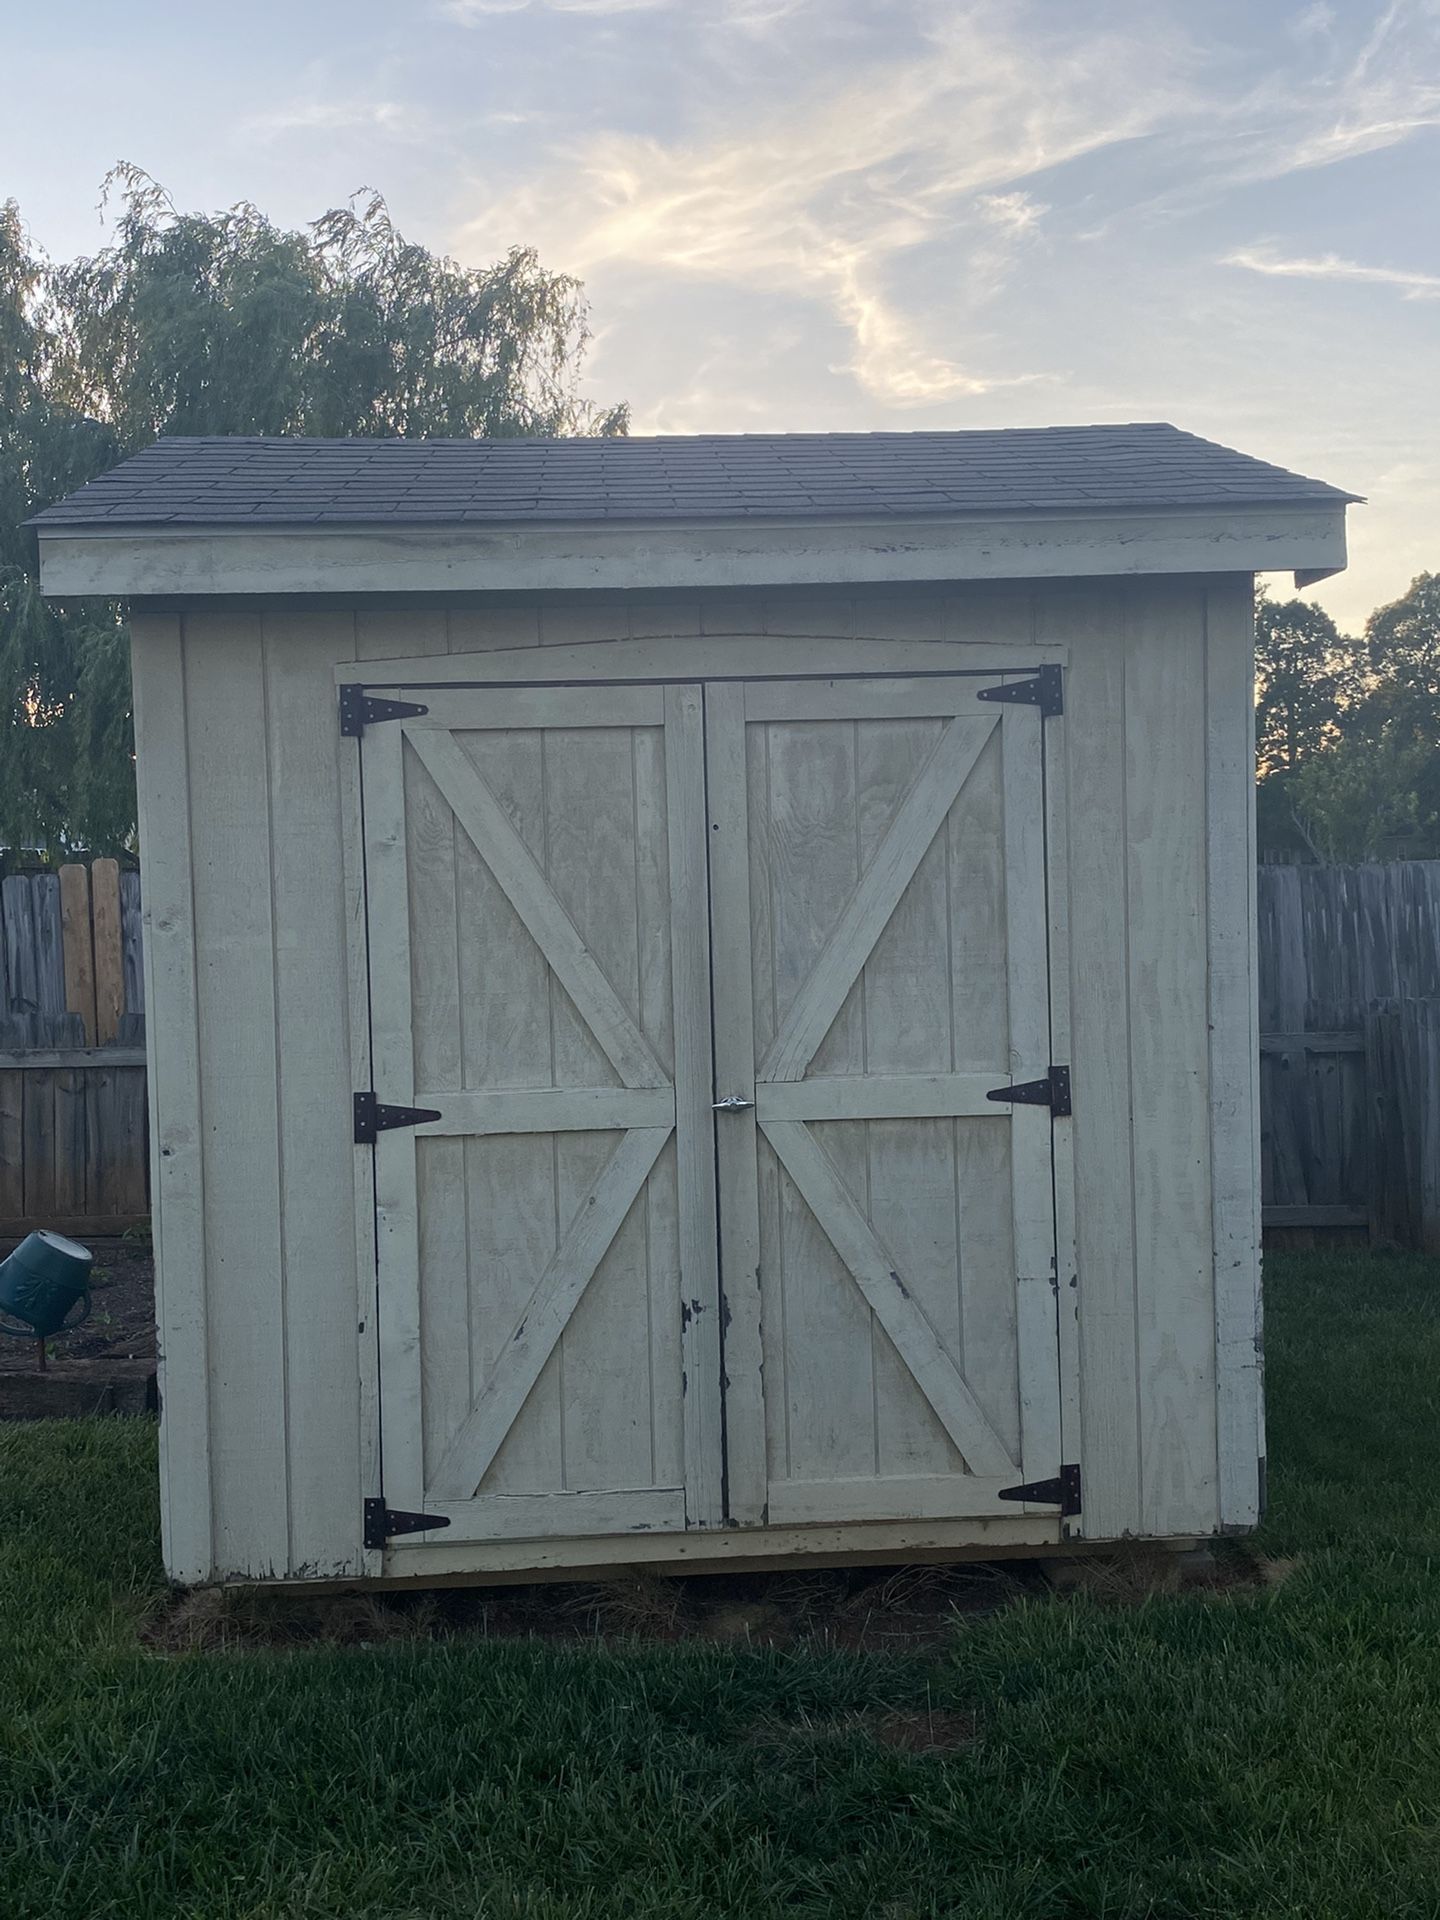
[29,425,1358,531]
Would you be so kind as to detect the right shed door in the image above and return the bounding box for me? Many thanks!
[705,675,1067,1528]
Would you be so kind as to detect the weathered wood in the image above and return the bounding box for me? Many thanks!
[760,1118,1017,1479]
[183,610,290,1576]
[663,685,725,1530]
[129,612,211,1584]
[1260,1031,1365,1054]
[702,682,767,1525]
[0,1054,147,1235]
[119,871,144,1025]
[1262,1204,1368,1228]
[264,610,373,1580]
[0,1048,147,1071]
[2,874,64,1018]
[0,1011,85,1051]
[405,726,667,1090]
[90,860,124,1047]
[1258,862,1440,1026]
[759,715,998,1082]
[1366,999,1440,1253]
[1259,1029,1370,1230]
[20,1068,56,1220]
[0,1368,157,1420]
[412,1088,674,1135]
[38,499,1350,600]
[1206,575,1263,1532]
[59,865,97,1046]
[428,1128,670,1499]
[758,1073,1006,1122]
[1126,585,1217,1538]
[1062,598,1139,1540]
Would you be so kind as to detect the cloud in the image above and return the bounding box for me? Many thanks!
[440,0,669,17]
[1226,0,1440,182]
[1225,246,1440,299]
[456,12,1174,404]
[449,0,1440,409]
[245,99,427,141]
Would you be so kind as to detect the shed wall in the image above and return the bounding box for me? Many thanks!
[131,575,1259,1584]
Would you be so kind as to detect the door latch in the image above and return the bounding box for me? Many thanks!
[712,1095,755,1112]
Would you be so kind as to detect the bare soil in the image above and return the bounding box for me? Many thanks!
[0,1242,156,1413]
[144,1560,1047,1655]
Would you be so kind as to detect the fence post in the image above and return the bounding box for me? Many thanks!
[1409,1000,1440,1254]
[58,864,97,1046]
[91,859,124,1048]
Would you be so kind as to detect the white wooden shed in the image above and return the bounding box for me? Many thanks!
[34,425,1354,1588]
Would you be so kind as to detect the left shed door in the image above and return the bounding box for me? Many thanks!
[358,684,723,1547]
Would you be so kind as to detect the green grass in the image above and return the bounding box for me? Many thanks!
[3,1251,1440,1919]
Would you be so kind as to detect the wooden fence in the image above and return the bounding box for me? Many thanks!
[1258,862,1440,1251]
[0,865,148,1240]
[4,856,1439,1249]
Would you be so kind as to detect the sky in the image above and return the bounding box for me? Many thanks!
[5,0,1439,631]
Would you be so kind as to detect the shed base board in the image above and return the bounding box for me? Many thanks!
[219,1532,1211,1597]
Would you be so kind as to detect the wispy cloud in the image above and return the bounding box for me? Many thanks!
[1226,246,1440,299]
[441,0,669,17]
[1220,0,1440,184]
[457,11,1178,404]
[245,98,428,141]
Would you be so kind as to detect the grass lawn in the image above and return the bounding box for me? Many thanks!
[4,1250,1440,1919]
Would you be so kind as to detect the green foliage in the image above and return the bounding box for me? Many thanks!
[0,169,625,857]
[1254,590,1361,781]
[1256,578,1440,862]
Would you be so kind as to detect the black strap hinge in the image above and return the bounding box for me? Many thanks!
[998,1464,1081,1516]
[353,1092,443,1145]
[976,664,1063,718]
[363,1499,453,1551]
[986,1064,1071,1117]
[339,685,430,738]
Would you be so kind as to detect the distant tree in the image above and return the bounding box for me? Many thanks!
[1286,574,1440,861]
[1254,591,1361,779]
[1253,590,1363,858]
[1,168,626,859]
[1361,572,1440,725]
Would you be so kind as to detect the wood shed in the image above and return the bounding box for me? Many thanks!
[33,425,1355,1588]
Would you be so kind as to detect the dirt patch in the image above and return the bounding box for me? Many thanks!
[1043,1539,1271,1601]
[0,1239,155,1366]
[142,1560,1043,1655]
[0,1240,156,1416]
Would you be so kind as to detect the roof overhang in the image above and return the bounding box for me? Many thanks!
[35,500,1349,600]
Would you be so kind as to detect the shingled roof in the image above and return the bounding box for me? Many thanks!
[29,425,1356,533]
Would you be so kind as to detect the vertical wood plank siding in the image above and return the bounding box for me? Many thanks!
[1205,578,1264,1529]
[263,611,363,1578]
[185,612,290,1576]
[130,616,211,1582]
[136,579,1249,1579]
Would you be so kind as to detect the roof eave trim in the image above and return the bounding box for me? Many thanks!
[35,500,1349,599]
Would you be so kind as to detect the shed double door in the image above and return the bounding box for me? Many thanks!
[359,670,1067,1548]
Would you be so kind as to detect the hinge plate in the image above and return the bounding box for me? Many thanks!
[339,685,430,738]
[986,1064,1071,1117]
[363,1499,453,1551]
[976,664,1063,719]
[353,1092,444,1145]
[998,1463,1081,1516]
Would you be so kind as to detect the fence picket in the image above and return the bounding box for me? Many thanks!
[1,857,1438,1244]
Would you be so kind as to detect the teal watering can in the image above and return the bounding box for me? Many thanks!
[0,1231,93,1342]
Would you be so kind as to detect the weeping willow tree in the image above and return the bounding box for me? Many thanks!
[1,168,627,858]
